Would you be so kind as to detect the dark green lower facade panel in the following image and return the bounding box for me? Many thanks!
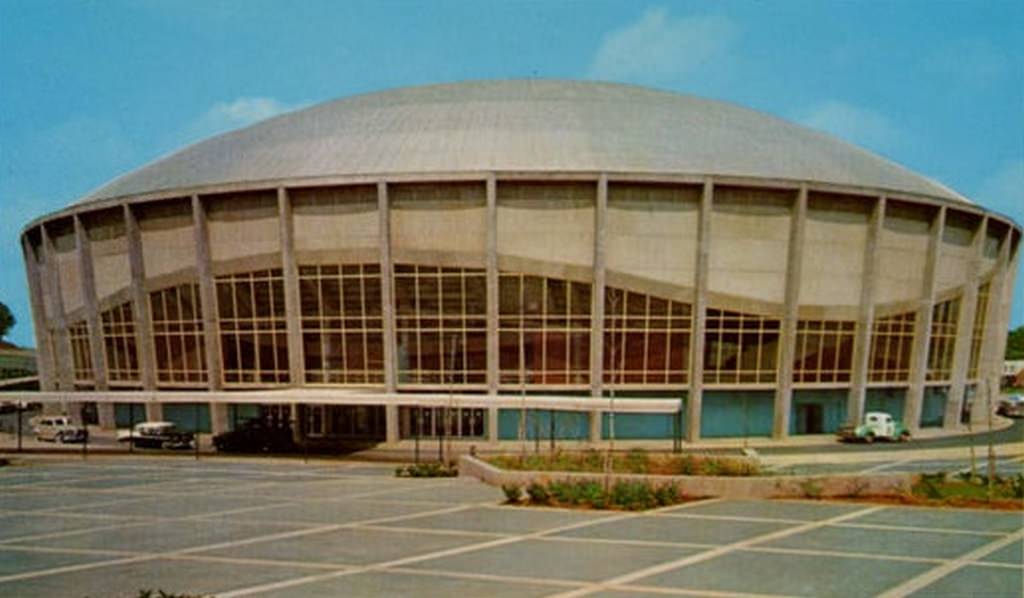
[163,403,211,433]
[114,403,146,428]
[228,403,262,429]
[865,388,906,420]
[497,409,590,441]
[921,386,949,428]
[601,413,683,440]
[700,391,774,438]
[790,390,847,435]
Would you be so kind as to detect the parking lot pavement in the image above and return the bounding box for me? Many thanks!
[0,457,1020,597]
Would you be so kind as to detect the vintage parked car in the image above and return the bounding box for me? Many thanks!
[32,415,88,443]
[117,421,194,450]
[837,411,911,443]
[213,419,295,453]
[996,395,1024,418]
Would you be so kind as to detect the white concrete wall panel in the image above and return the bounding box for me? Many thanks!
[800,196,870,307]
[497,182,595,270]
[138,199,196,280]
[56,249,83,313]
[89,227,130,303]
[875,203,931,304]
[292,185,379,255]
[207,192,280,264]
[391,182,486,262]
[936,215,976,293]
[708,187,791,304]
[607,183,700,287]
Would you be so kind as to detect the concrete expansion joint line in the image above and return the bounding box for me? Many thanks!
[548,505,886,598]
[600,586,797,598]
[216,498,727,597]
[875,528,1024,598]
[0,497,477,586]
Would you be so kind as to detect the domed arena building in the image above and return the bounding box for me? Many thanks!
[19,80,1021,447]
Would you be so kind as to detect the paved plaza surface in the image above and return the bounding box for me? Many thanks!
[0,457,1020,597]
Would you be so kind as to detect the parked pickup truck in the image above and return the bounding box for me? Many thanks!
[837,411,911,443]
[117,421,194,450]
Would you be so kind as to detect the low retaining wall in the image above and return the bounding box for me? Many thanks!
[459,455,916,500]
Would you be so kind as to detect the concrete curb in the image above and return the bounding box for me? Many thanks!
[458,455,916,500]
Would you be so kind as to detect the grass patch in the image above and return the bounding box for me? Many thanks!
[911,472,1023,505]
[487,449,761,477]
[507,478,696,510]
[394,462,458,478]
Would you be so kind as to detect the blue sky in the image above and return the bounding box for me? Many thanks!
[1,0,1021,347]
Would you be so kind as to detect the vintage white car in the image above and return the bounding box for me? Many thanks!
[33,415,88,443]
[117,421,194,450]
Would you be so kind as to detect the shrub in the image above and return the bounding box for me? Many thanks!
[624,448,649,474]
[501,483,523,503]
[395,462,458,478]
[915,472,947,500]
[526,482,551,504]
[797,479,823,500]
[654,483,680,506]
[548,480,575,504]
[1010,474,1024,499]
[137,591,209,598]
[610,480,657,510]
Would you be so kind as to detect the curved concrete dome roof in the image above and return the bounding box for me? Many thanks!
[82,80,969,205]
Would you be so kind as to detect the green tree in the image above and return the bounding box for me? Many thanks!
[1007,325,1024,360]
[0,301,14,340]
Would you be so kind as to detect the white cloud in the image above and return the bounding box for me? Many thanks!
[797,100,906,155]
[181,97,307,144]
[976,159,1024,221]
[587,8,738,84]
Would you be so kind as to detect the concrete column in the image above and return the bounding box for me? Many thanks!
[848,196,886,424]
[773,186,807,439]
[905,206,945,431]
[192,195,226,431]
[487,406,499,445]
[994,235,1019,388]
[378,181,399,443]
[485,175,500,443]
[973,227,1013,423]
[40,223,74,394]
[687,179,713,442]
[589,175,608,442]
[22,232,56,391]
[278,187,304,386]
[75,215,114,428]
[124,204,160,420]
[945,215,988,427]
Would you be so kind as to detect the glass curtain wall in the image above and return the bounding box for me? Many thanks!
[300,264,384,384]
[216,269,289,385]
[499,274,591,386]
[868,312,916,383]
[101,302,139,385]
[603,287,691,386]
[150,283,207,386]
[394,264,487,386]
[926,297,960,382]
[793,319,856,384]
[69,320,94,385]
[703,308,780,384]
